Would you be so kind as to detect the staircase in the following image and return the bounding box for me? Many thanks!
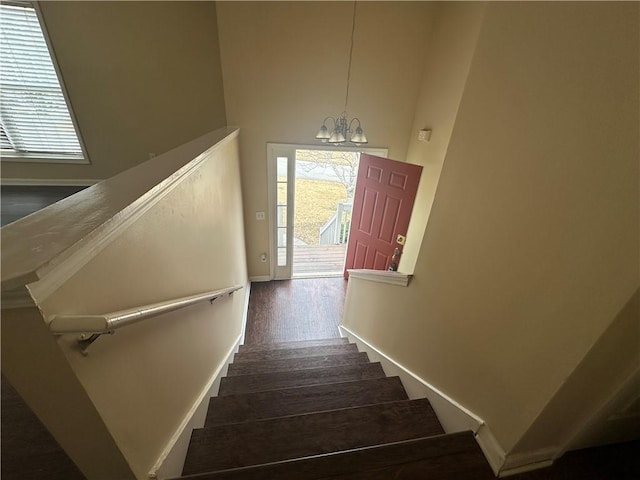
[176,338,495,479]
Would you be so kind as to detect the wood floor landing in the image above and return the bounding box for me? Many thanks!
[243,277,347,344]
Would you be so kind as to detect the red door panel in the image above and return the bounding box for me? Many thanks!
[344,154,422,277]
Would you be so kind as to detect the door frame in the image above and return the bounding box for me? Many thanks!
[267,143,388,280]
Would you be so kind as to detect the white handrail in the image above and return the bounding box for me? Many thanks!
[49,285,243,335]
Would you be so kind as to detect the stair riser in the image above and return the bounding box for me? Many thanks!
[238,337,348,353]
[226,352,369,377]
[182,399,445,474]
[205,377,408,427]
[218,363,386,396]
[233,343,358,363]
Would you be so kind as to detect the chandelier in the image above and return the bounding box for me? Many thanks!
[315,2,368,146]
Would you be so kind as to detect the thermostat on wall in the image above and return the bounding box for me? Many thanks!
[418,129,432,142]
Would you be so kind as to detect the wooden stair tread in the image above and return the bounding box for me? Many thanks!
[174,432,489,480]
[218,362,386,396]
[182,399,444,474]
[205,377,408,427]
[238,337,348,353]
[233,343,358,363]
[226,352,368,377]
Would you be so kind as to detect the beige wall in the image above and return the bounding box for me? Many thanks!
[511,288,640,456]
[2,131,248,479]
[343,0,639,463]
[216,1,435,277]
[400,2,486,272]
[1,1,226,182]
[42,137,247,479]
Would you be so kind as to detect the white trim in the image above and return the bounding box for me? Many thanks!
[266,144,276,281]
[475,425,506,476]
[500,460,554,477]
[33,1,91,164]
[499,448,556,477]
[0,152,88,164]
[266,144,295,280]
[347,269,411,286]
[148,282,250,479]
[339,325,484,432]
[239,281,251,346]
[0,178,100,186]
[338,324,527,477]
[148,331,243,480]
[339,323,564,478]
[249,275,271,282]
[268,142,388,158]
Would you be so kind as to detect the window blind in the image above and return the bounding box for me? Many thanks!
[0,3,83,157]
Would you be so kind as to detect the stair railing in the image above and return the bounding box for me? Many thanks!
[319,202,352,244]
[49,284,243,352]
[319,212,338,244]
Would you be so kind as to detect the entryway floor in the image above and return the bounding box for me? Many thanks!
[244,277,347,345]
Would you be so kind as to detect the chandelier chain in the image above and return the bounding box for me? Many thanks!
[314,0,367,145]
[344,1,357,111]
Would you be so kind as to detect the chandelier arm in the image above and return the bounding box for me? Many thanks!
[347,117,361,132]
[322,116,337,127]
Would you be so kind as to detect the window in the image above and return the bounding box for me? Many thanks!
[0,1,87,163]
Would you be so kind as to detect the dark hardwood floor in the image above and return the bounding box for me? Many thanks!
[1,375,86,480]
[509,439,640,480]
[1,184,88,226]
[244,278,347,344]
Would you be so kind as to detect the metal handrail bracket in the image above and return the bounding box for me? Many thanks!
[48,285,243,353]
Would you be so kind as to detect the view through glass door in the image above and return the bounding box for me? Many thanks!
[293,149,359,277]
[268,144,387,280]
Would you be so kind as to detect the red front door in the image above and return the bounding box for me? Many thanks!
[344,154,422,277]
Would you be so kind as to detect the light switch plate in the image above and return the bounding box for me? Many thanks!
[256,211,266,220]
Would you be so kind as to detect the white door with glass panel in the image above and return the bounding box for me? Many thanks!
[267,144,295,279]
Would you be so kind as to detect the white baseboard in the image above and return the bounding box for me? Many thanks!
[148,334,241,479]
[339,325,561,477]
[339,325,484,434]
[499,449,555,477]
[148,283,251,479]
[339,325,525,476]
[0,178,100,186]
[249,275,271,282]
[475,424,506,476]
